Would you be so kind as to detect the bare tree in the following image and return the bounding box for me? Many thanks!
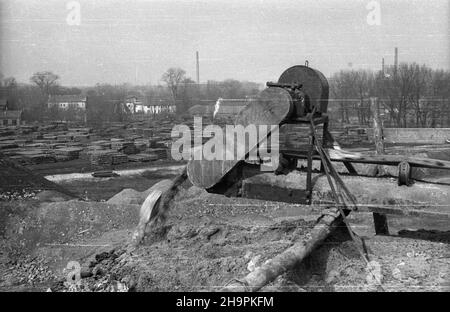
[30,71,59,96]
[161,67,186,112]
[430,70,450,126]
[409,64,432,127]
[179,77,196,113]
[3,77,17,89]
[330,70,358,123]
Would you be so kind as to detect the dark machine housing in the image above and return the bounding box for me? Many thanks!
[266,65,329,121]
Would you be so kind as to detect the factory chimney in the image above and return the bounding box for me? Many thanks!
[196,51,200,84]
[394,47,398,76]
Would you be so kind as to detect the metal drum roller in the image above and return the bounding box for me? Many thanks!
[278,65,329,117]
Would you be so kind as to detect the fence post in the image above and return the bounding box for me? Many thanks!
[369,96,389,235]
[370,97,385,155]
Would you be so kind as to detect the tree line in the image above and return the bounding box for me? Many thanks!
[1,63,449,127]
[330,63,450,127]
[0,68,261,124]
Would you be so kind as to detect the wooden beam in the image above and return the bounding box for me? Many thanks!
[361,205,450,219]
[281,149,450,171]
[222,208,343,292]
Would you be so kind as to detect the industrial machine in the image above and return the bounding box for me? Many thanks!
[135,64,450,246]
[187,64,357,203]
[187,64,450,199]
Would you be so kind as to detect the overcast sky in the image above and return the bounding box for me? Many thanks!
[0,0,448,86]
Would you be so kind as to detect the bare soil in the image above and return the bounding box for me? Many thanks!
[1,184,448,292]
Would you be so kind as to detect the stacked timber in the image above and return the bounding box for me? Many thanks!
[54,154,73,162]
[19,150,56,164]
[142,128,153,137]
[57,134,73,141]
[86,146,103,153]
[29,154,56,164]
[19,126,37,134]
[8,155,29,165]
[73,134,90,142]
[147,148,168,159]
[111,153,128,165]
[68,127,92,133]
[54,147,83,160]
[149,137,163,148]
[32,133,43,140]
[0,141,18,150]
[25,143,46,149]
[67,142,83,147]
[1,149,19,156]
[134,139,149,151]
[129,135,143,141]
[14,139,30,146]
[127,153,158,162]
[110,139,137,155]
[89,140,111,150]
[89,150,115,165]
[16,149,50,157]
[0,129,15,137]
[43,134,57,141]
[155,140,170,148]
[120,144,139,155]
[110,138,125,149]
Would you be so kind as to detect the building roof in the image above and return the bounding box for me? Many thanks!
[217,99,249,106]
[126,94,143,100]
[146,99,175,106]
[49,95,86,103]
[0,110,22,119]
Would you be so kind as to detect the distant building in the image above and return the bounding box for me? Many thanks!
[212,98,248,118]
[48,95,87,110]
[126,96,176,114]
[0,110,22,126]
[124,95,144,113]
[146,99,176,114]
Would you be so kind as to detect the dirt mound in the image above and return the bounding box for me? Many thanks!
[107,180,179,206]
[106,179,205,208]
[107,188,143,206]
[51,215,316,292]
[140,179,173,199]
